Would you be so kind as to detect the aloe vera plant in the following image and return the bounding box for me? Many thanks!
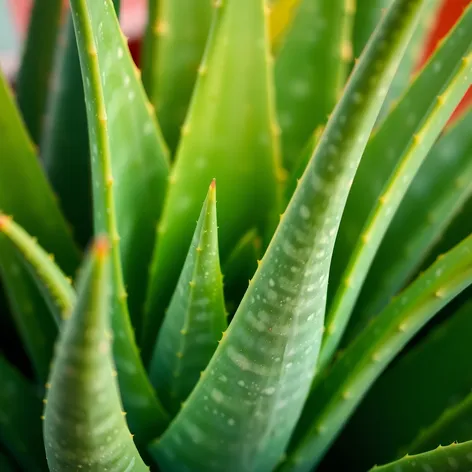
[0,0,471,471]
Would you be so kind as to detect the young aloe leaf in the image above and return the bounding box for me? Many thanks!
[222,228,262,316]
[0,214,76,323]
[275,0,354,171]
[0,69,80,380]
[352,0,393,60]
[0,356,46,471]
[43,237,148,472]
[15,0,63,144]
[269,0,301,50]
[282,235,472,472]
[69,0,169,443]
[407,389,472,455]
[143,0,282,359]
[42,2,120,248]
[370,441,472,472]
[149,181,227,413]
[321,8,472,368]
[330,295,472,471]
[142,0,213,154]
[148,1,432,470]
[352,109,472,334]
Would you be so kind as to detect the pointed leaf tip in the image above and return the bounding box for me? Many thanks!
[93,235,110,259]
[0,214,12,230]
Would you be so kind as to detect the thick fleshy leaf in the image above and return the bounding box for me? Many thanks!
[283,235,472,472]
[330,295,472,471]
[275,0,354,171]
[149,1,432,470]
[143,0,282,360]
[321,8,472,368]
[15,0,63,144]
[70,0,169,443]
[370,441,472,472]
[0,356,46,471]
[43,238,148,471]
[142,0,213,154]
[0,214,76,324]
[269,0,301,50]
[352,109,472,334]
[0,70,80,380]
[149,181,227,413]
[42,2,120,248]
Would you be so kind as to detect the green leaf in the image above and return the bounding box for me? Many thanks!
[222,228,262,317]
[0,214,76,324]
[0,69,80,380]
[0,356,46,471]
[142,0,282,359]
[408,389,472,455]
[43,237,148,472]
[352,109,472,335]
[142,0,213,154]
[370,441,472,472]
[282,235,472,472]
[69,0,169,443]
[148,1,432,470]
[330,295,472,471]
[275,0,354,171]
[15,0,63,144]
[149,181,227,413]
[321,8,472,368]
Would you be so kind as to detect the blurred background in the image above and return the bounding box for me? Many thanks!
[0,0,471,119]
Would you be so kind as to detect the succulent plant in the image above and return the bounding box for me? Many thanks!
[0,0,471,471]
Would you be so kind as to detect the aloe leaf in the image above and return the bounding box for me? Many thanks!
[0,70,80,380]
[142,0,213,154]
[275,0,354,171]
[330,295,472,471]
[142,0,282,359]
[0,214,76,324]
[149,181,227,413]
[321,8,472,368]
[282,235,472,472]
[69,0,169,443]
[352,109,472,334]
[71,0,169,332]
[149,1,432,470]
[43,237,148,471]
[370,441,472,472]
[15,0,63,144]
[222,228,262,316]
[269,0,301,50]
[0,356,46,471]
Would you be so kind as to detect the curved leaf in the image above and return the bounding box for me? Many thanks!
[70,0,169,443]
[0,69,79,380]
[321,7,472,368]
[275,0,354,171]
[43,237,148,471]
[149,1,433,470]
[143,0,282,360]
[149,181,227,413]
[371,441,472,472]
[352,109,472,334]
[0,356,46,471]
[142,0,213,154]
[0,214,76,323]
[283,235,472,472]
